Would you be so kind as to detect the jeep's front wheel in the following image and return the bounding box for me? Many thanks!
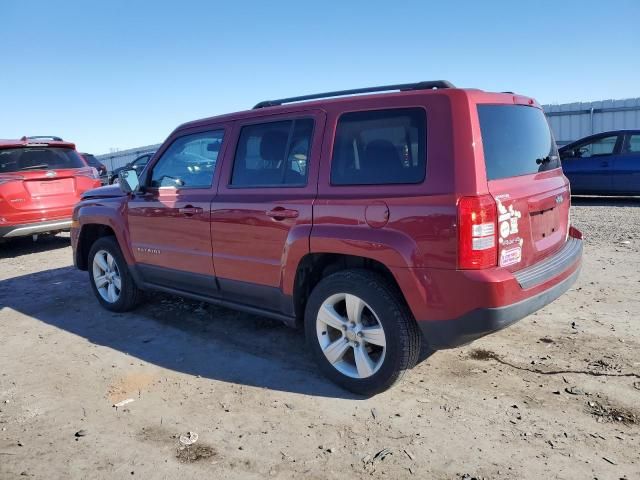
[88,236,141,312]
[305,269,421,396]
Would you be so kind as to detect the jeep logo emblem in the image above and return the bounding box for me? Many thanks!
[45,171,57,178]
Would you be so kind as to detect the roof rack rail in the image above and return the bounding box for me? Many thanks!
[21,135,64,142]
[253,80,455,109]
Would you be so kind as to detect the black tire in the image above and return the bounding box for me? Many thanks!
[304,269,421,396]
[88,236,141,312]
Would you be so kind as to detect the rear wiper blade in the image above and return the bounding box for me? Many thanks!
[20,164,49,170]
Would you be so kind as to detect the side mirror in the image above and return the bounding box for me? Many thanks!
[118,169,141,194]
[560,150,573,160]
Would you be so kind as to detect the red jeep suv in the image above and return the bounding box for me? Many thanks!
[71,81,583,395]
[1,136,101,240]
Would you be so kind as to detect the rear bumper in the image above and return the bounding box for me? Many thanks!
[395,231,583,349]
[0,218,72,238]
[418,264,581,348]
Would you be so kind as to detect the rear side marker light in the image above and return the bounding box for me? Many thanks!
[458,195,498,269]
[569,226,583,240]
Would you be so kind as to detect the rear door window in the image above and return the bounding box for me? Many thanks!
[331,108,426,185]
[624,134,640,154]
[477,105,560,180]
[0,147,85,173]
[230,119,314,187]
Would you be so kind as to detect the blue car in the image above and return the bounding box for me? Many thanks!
[560,130,640,195]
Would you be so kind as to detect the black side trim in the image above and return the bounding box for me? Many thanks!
[137,264,218,297]
[514,237,583,289]
[128,265,296,327]
[136,282,296,327]
[418,265,581,349]
[218,278,295,318]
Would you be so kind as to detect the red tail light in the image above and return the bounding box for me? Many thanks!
[74,167,100,179]
[0,174,25,186]
[458,195,497,269]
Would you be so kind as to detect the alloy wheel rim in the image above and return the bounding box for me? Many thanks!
[316,293,386,379]
[92,250,121,303]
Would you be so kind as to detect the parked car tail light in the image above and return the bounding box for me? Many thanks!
[75,167,100,179]
[458,195,497,269]
[0,174,25,185]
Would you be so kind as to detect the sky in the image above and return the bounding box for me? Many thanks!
[1,0,638,154]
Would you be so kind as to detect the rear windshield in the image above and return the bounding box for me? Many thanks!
[0,147,86,173]
[478,105,559,180]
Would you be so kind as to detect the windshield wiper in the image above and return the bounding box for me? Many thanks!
[20,164,50,170]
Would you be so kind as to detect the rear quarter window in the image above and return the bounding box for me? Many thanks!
[478,105,560,181]
[231,119,314,188]
[331,108,426,185]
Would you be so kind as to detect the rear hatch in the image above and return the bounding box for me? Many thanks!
[477,103,569,271]
[0,146,97,222]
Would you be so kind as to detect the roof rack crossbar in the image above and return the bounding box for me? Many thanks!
[21,135,64,142]
[253,80,455,109]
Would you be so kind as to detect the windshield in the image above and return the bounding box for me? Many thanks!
[478,105,560,180]
[0,147,86,173]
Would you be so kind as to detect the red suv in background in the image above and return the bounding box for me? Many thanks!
[0,136,101,240]
[71,81,583,395]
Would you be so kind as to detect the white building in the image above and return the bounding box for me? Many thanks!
[543,98,640,146]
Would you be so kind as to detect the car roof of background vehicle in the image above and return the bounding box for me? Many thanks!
[0,136,76,150]
[173,81,538,133]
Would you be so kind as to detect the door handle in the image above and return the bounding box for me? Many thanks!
[266,207,299,220]
[178,206,203,216]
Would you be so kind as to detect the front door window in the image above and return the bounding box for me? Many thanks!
[574,136,618,158]
[150,131,223,188]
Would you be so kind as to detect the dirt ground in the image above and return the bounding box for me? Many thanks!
[1,197,639,480]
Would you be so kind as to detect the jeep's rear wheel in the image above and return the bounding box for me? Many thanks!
[88,236,141,312]
[305,269,421,396]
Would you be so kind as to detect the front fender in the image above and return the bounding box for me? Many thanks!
[73,200,134,267]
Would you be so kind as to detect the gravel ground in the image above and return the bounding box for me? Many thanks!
[1,197,639,479]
